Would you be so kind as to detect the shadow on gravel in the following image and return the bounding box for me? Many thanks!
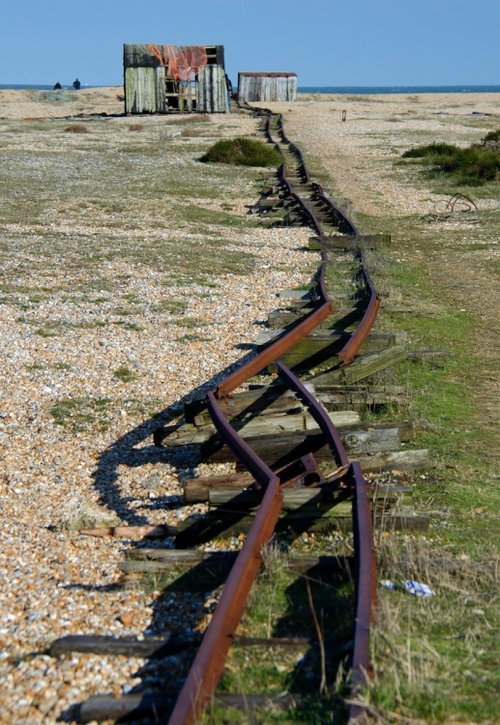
[91,350,258,526]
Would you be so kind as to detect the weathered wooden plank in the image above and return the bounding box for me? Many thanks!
[197,64,229,113]
[79,692,305,723]
[203,423,409,465]
[204,438,428,472]
[174,506,428,542]
[124,66,165,113]
[317,384,407,410]
[121,551,354,576]
[184,465,413,502]
[267,306,362,329]
[280,331,404,368]
[50,634,199,658]
[154,410,360,447]
[187,382,407,427]
[79,694,173,724]
[208,486,412,509]
[238,73,297,102]
[79,524,173,539]
[124,549,351,569]
[311,345,408,386]
[50,633,319,658]
[308,234,391,251]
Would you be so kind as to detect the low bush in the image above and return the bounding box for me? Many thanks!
[482,128,500,146]
[402,134,500,185]
[402,142,457,159]
[201,137,282,167]
[65,124,89,134]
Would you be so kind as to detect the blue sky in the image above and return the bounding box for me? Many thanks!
[1,0,499,87]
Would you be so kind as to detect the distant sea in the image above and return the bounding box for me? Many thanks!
[298,85,500,94]
[1,83,499,94]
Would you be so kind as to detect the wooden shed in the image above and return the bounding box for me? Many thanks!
[238,72,297,102]
[124,43,229,113]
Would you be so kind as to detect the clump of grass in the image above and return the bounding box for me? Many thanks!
[113,365,137,383]
[49,396,112,431]
[201,137,282,167]
[65,124,89,134]
[176,333,210,342]
[401,135,500,185]
[367,535,499,722]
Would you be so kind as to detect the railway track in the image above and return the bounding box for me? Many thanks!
[46,104,415,723]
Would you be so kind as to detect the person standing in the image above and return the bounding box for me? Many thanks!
[72,78,81,90]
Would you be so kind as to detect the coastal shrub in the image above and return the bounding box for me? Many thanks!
[482,129,500,146]
[402,139,500,185]
[201,137,282,167]
[402,142,457,159]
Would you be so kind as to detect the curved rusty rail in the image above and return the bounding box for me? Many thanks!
[349,460,376,718]
[264,109,381,368]
[216,247,330,397]
[339,253,381,367]
[172,364,375,723]
[169,393,283,723]
[169,108,378,723]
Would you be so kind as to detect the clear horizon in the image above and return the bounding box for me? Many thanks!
[2,83,500,91]
[1,0,499,88]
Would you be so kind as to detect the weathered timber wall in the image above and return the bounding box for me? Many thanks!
[197,65,229,113]
[238,73,297,102]
[124,66,165,114]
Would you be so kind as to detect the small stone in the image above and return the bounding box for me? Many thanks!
[118,611,135,628]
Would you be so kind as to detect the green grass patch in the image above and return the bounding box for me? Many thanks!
[49,396,112,431]
[355,210,499,721]
[205,544,355,721]
[401,130,500,185]
[201,137,282,167]
[176,333,211,342]
[49,395,163,432]
[113,365,138,383]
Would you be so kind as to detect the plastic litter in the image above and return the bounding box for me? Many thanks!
[381,579,435,597]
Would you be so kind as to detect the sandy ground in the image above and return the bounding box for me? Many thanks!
[0,87,498,722]
[0,87,124,120]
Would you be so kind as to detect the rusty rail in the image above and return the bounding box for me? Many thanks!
[339,255,381,366]
[171,108,378,723]
[216,248,330,397]
[348,460,377,720]
[173,364,375,723]
[169,393,283,723]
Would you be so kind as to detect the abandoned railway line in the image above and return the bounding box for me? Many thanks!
[45,105,433,723]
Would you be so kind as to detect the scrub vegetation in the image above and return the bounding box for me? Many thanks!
[201,136,283,167]
[402,129,500,185]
